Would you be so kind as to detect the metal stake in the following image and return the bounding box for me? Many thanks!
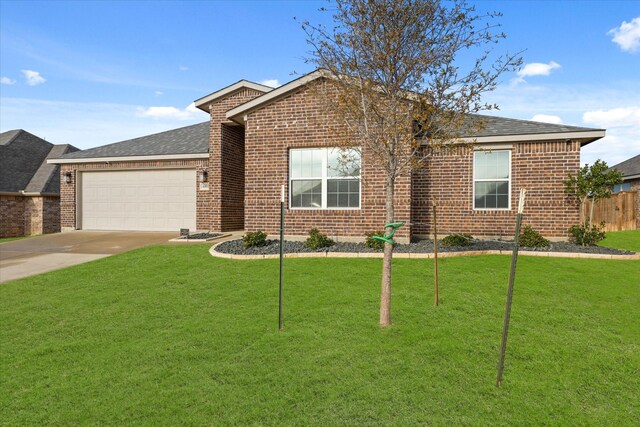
[497,189,526,387]
[433,204,439,306]
[279,185,285,331]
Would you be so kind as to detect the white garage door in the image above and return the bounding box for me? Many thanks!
[80,169,196,231]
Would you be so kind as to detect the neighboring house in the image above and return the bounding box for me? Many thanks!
[611,154,640,194]
[50,70,605,240]
[0,130,78,238]
[610,154,640,229]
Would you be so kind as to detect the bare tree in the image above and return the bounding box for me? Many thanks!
[301,0,521,326]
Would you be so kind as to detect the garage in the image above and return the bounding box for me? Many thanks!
[79,169,196,231]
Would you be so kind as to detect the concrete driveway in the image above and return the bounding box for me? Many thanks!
[0,231,178,283]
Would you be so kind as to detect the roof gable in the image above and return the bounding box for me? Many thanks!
[0,130,53,192]
[194,80,274,112]
[226,70,326,123]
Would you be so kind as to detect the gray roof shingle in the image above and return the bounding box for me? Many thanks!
[26,144,79,193]
[0,129,78,193]
[610,154,640,178]
[468,114,603,137]
[58,122,209,160]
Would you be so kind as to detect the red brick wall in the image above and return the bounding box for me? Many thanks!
[412,141,581,238]
[59,159,207,231]
[243,81,412,240]
[207,88,265,231]
[0,195,60,237]
[221,124,245,231]
[0,195,25,237]
[42,196,61,234]
[242,81,579,240]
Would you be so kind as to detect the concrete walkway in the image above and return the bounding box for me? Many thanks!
[0,231,178,283]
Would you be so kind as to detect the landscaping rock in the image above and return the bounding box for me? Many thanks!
[215,238,634,256]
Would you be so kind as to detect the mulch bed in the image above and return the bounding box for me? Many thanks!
[215,238,634,256]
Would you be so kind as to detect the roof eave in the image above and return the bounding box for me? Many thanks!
[420,130,606,145]
[48,152,209,164]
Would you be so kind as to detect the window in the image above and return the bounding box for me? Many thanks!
[473,150,510,209]
[613,182,631,193]
[290,147,361,209]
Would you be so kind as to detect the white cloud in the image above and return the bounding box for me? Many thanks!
[484,81,640,166]
[1,77,16,85]
[531,114,563,124]
[21,69,46,86]
[136,102,200,120]
[259,79,280,87]
[179,65,189,71]
[582,107,640,128]
[608,17,640,53]
[0,97,206,149]
[512,61,561,84]
[155,91,164,96]
[582,107,640,166]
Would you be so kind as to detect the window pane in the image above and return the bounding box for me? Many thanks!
[312,150,323,177]
[327,178,360,208]
[291,149,323,178]
[291,150,302,178]
[328,148,361,177]
[291,180,322,208]
[475,180,509,209]
[475,150,510,180]
[497,152,509,179]
[497,181,509,195]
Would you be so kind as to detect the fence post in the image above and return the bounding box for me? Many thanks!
[497,188,526,387]
[279,185,285,331]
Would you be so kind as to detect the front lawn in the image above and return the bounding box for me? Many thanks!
[600,229,640,252]
[1,246,638,425]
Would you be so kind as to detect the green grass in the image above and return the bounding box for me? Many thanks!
[1,246,638,425]
[600,229,640,252]
[0,236,28,243]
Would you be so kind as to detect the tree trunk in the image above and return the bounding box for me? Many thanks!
[379,174,395,326]
[589,197,595,226]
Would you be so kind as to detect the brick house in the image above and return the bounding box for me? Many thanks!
[0,130,78,238]
[50,70,605,240]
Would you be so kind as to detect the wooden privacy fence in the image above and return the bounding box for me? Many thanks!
[584,191,638,231]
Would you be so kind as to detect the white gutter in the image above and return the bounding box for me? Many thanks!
[47,153,209,164]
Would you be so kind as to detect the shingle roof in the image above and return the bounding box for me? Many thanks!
[57,121,210,160]
[0,129,78,193]
[610,154,640,178]
[26,144,79,193]
[467,114,603,138]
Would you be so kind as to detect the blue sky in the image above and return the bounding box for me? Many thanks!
[1,0,638,166]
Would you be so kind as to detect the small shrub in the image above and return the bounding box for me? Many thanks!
[304,228,334,249]
[243,230,268,248]
[519,225,550,248]
[441,233,473,247]
[365,231,385,250]
[568,222,606,246]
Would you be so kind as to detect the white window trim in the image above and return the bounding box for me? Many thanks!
[472,149,512,211]
[289,147,361,210]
